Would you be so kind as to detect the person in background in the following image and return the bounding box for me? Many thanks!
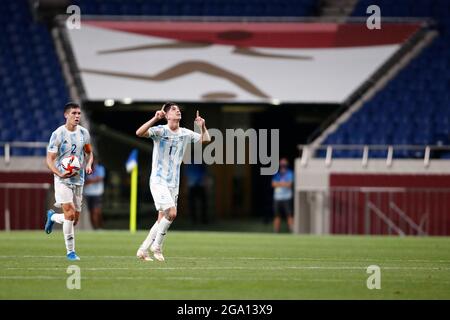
[84,158,105,230]
[271,157,294,233]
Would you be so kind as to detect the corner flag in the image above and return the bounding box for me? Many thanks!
[126,149,138,173]
[126,149,138,233]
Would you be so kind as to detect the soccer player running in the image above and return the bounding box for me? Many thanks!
[136,102,210,261]
[44,102,94,261]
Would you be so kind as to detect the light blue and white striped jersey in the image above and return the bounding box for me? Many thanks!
[148,125,201,188]
[47,125,91,186]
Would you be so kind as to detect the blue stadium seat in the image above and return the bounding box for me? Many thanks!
[11,148,30,156]
[32,148,47,156]
[440,152,450,159]
[319,0,449,159]
[71,0,319,17]
[0,0,70,158]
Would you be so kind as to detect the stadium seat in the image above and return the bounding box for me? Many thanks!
[0,0,70,157]
[71,0,319,17]
[319,0,449,159]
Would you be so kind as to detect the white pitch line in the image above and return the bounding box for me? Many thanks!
[1,275,450,284]
[0,255,450,263]
[3,266,450,271]
[0,275,355,281]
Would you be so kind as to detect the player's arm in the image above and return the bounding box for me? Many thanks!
[136,106,166,138]
[46,152,76,178]
[84,144,94,175]
[194,110,211,144]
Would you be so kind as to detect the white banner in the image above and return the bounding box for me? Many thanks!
[66,22,416,104]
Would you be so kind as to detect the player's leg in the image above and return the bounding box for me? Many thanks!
[45,179,67,234]
[149,185,177,261]
[137,181,165,260]
[74,210,80,226]
[151,207,176,261]
[137,211,163,261]
[62,185,82,261]
[158,188,179,251]
[151,211,164,246]
[50,179,78,259]
[72,186,83,227]
[137,215,159,261]
[45,209,65,234]
[61,202,79,260]
[142,211,163,248]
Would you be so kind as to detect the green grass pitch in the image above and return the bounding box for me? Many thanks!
[0,231,449,299]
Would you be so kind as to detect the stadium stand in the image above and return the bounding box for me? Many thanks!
[2,0,446,159]
[71,0,319,17]
[0,0,320,157]
[0,0,69,155]
[319,0,450,159]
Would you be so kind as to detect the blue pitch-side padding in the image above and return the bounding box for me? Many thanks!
[320,0,450,159]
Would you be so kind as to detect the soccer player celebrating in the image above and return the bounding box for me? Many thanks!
[136,102,210,261]
[44,102,94,261]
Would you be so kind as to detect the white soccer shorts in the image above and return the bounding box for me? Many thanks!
[150,183,178,211]
[54,177,83,212]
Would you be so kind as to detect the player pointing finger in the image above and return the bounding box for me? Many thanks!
[135,102,211,262]
[195,110,205,127]
[154,105,166,120]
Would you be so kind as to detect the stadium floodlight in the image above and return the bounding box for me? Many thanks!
[271,98,281,105]
[122,97,133,104]
[104,99,115,107]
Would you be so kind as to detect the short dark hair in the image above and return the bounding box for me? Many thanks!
[64,102,81,113]
[162,102,179,113]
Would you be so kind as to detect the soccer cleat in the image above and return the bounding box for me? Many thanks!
[136,249,153,261]
[150,245,165,262]
[67,251,80,261]
[44,209,55,234]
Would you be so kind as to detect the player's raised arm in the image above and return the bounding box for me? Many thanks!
[195,110,211,143]
[136,106,166,137]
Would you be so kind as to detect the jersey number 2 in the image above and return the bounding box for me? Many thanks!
[71,144,76,154]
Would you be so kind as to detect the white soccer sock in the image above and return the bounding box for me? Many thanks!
[140,220,159,251]
[51,213,65,224]
[63,219,75,254]
[153,217,172,250]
